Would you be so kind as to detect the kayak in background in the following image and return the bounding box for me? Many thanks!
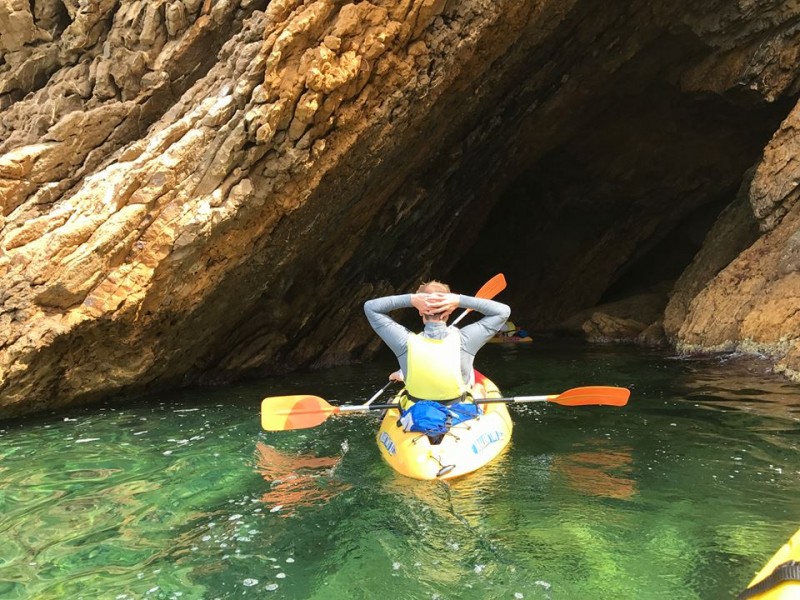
[376,372,513,480]
[490,319,533,344]
[489,333,533,344]
[738,527,800,599]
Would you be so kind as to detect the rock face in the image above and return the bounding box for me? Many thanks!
[670,107,800,380]
[1,0,800,418]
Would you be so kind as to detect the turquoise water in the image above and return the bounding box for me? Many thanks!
[1,341,799,599]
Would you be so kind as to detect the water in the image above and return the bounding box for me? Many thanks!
[1,341,799,599]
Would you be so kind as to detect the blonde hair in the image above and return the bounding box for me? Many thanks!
[416,280,450,294]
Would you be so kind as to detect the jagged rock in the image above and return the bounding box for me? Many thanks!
[563,289,669,348]
[561,287,669,336]
[2,0,800,418]
[672,99,800,370]
[0,0,51,52]
[582,313,648,344]
[751,101,800,233]
[663,182,761,341]
[637,320,668,349]
[776,340,800,381]
[675,200,800,361]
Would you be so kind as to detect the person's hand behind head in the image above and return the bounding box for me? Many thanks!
[411,293,435,316]
[424,293,459,321]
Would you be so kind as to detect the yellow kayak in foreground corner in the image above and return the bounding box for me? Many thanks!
[376,374,513,480]
[738,528,800,599]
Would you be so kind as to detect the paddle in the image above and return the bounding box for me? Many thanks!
[451,273,507,326]
[361,273,507,406]
[362,381,394,406]
[261,386,630,431]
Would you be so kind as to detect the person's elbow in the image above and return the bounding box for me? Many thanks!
[498,303,511,320]
[364,298,378,316]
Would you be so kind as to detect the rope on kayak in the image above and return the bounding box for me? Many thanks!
[429,451,455,477]
[737,561,800,600]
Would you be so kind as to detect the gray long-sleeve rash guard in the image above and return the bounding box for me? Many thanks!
[363,294,511,385]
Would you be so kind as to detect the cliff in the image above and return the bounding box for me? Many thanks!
[1,0,799,417]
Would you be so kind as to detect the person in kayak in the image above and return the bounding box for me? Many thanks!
[364,281,510,410]
[493,319,533,342]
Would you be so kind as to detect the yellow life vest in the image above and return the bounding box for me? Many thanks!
[405,331,465,403]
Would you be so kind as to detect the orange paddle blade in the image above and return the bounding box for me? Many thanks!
[475,273,506,300]
[452,274,508,324]
[261,395,339,431]
[548,386,630,407]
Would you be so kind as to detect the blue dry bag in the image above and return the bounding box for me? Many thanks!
[399,401,481,434]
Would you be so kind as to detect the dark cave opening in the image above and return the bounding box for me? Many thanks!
[447,84,793,333]
[597,191,733,304]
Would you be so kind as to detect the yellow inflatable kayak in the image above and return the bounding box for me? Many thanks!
[738,528,800,599]
[376,373,513,480]
[488,335,532,344]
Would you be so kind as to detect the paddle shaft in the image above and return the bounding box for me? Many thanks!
[261,386,629,430]
[451,274,506,325]
[363,381,393,406]
[450,308,471,326]
[351,395,560,412]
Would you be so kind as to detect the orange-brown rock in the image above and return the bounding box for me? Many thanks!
[2,0,800,418]
[582,313,648,345]
[665,99,800,380]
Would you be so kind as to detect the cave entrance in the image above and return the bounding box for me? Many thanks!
[446,84,792,333]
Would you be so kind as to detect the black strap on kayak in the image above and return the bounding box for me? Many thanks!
[405,391,470,405]
[737,561,800,600]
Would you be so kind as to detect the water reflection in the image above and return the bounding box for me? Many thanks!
[383,444,512,512]
[253,442,351,516]
[364,449,517,591]
[552,445,636,500]
[680,356,800,421]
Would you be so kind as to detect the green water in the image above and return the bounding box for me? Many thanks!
[1,341,799,599]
